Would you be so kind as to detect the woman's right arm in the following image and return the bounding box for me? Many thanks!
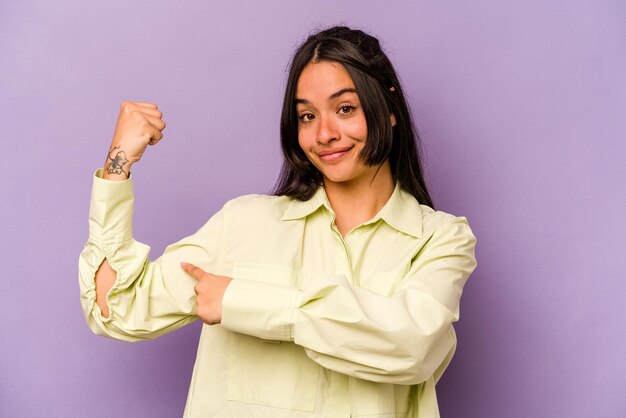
[78,101,228,341]
[92,101,165,317]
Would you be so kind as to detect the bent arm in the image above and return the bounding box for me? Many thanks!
[78,169,229,341]
[221,216,477,385]
[92,159,134,318]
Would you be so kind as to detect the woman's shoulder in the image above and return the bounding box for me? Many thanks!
[221,193,294,219]
[418,204,475,240]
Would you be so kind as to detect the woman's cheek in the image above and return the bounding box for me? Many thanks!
[298,123,315,145]
[345,117,368,141]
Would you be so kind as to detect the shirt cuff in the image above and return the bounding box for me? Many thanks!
[89,168,135,244]
[221,278,300,342]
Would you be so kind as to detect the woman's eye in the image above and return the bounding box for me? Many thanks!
[299,113,314,122]
[338,105,355,115]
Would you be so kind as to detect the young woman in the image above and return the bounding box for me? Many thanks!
[79,26,477,418]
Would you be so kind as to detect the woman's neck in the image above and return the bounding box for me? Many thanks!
[323,162,395,237]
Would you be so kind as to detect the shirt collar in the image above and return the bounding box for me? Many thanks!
[281,186,329,221]
[282,182,423,238]
[374,182,423,238]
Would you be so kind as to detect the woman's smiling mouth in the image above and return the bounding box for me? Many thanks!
[317,146,354,162]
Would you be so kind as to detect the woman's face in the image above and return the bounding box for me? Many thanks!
[295,61,374,187]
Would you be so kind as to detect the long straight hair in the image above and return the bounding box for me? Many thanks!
[273,26,434,209]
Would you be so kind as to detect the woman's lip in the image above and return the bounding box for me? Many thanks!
[318,146,354,162]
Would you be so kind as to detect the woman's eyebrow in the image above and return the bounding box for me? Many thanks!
[295,87,358,105]
[328,87,357,100]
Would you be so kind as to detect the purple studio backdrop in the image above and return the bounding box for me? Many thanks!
[1,1,625,417]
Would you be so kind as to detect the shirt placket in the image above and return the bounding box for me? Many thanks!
[330,218,354,284]
[324,214,355,417]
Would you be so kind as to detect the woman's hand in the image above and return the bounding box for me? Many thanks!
[103,100,167,179]
[180,262,233,325]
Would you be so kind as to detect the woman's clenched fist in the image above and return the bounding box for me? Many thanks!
[103,101,166,180]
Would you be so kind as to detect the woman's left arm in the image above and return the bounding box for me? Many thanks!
[218,216,477,385]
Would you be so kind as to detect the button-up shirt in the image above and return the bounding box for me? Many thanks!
[79,169,477,418]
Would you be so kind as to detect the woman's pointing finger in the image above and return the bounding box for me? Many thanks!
[180,262,205,279]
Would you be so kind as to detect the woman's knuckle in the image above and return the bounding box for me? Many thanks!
[121,100,135,110]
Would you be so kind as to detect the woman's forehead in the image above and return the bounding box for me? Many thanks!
[295,61,356,102]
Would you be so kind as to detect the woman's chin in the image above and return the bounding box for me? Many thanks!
[322,172,357,185]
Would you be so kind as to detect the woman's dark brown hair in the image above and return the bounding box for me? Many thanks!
[273,26,434,208]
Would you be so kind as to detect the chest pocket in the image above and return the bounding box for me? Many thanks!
[226,262,320,412]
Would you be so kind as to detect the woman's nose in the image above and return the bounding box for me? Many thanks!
[316,115,339,144]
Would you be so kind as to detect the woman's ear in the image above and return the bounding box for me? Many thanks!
[390,113,397,127]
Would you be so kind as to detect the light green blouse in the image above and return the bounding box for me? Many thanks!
[79,169,477,418]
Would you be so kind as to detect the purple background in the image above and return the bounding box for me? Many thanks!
[1,1,625,417]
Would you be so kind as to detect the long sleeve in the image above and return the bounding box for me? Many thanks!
[221,215,477,385]
[78,169,229,341]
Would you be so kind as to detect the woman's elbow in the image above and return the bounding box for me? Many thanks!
[386,328,457,385]
[82,311,143,343]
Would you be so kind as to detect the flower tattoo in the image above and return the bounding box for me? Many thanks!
[106,146,130,178]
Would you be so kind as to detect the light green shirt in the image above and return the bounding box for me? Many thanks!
[79,169,477,418]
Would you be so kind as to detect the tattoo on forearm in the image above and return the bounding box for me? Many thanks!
[106,146,130,178]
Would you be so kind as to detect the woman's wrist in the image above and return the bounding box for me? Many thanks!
[102,159,132,180]
[103,145,133,180]
[102,169,131,181]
